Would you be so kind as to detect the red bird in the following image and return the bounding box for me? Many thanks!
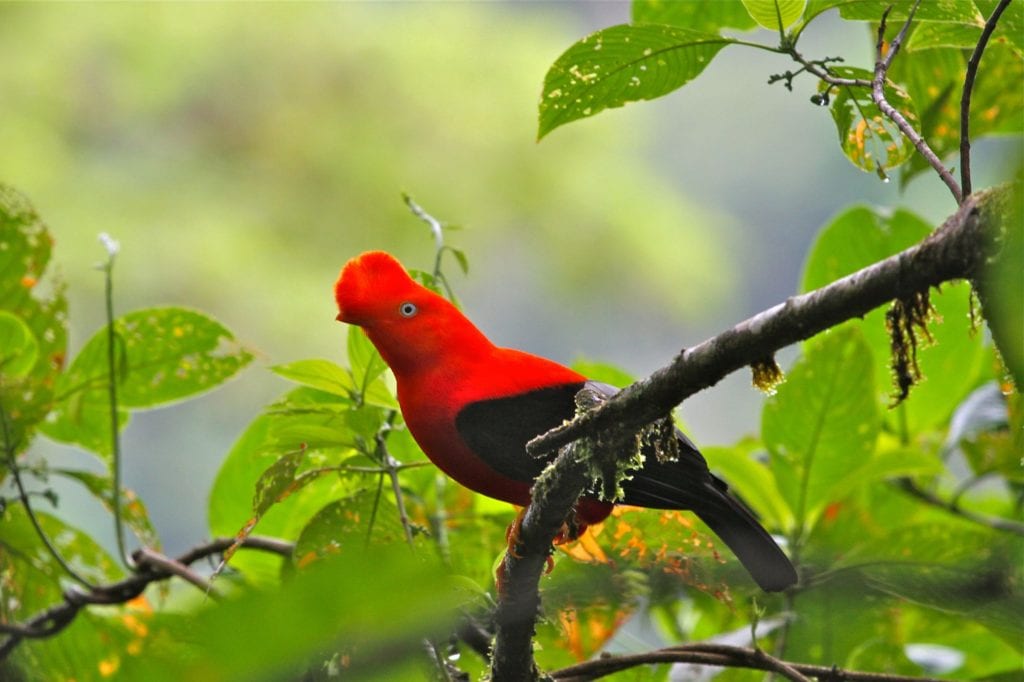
[334,251,797,592]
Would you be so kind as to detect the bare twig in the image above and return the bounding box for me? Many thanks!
[960,0,1014,199]
[872,1,963,202]
[550,643,951,681]
[895,478,1024,536]
[133,547,221,599]
[0,535,293,659]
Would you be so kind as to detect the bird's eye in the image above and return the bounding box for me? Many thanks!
[399,302,418,318]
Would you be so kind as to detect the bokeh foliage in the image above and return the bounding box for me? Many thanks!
[2,1,1022,681]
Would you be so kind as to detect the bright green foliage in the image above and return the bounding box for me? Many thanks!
[120,549,461,682]
[741,0,807,31]
[632,0,758,32]
[41,307,253,458]
[537,24,734,139]
[0,311,38,379]
[53,468,161,550]
[763,328,880,534]
[0,184,67,452]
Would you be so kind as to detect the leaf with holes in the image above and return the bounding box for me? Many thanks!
[822,67,920,177]
[42,307,252,458]
[538,24,734,139]
[293,490,417,569]
[0,184,68,451]
[53,468,161,550]
[741,0,807,30]
[762,327,879,532]
[632,0,758,32]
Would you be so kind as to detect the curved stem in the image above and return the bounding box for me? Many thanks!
[960,0,1014,199]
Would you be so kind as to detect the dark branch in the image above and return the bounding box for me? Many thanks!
[528,189,1002,458]
[895,478,1024,536]
[549,643,951,681]
[0,535,293,659]
[960,0,1014,199]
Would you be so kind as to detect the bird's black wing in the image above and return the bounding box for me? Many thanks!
[455,380,797,591]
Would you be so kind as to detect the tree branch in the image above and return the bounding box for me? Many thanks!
[0,535,294,659]
[528,188,1004,459]
[960,0,1014,199]
[895,478,1024,536]
[872,1,963,202]
[549,643,951,682]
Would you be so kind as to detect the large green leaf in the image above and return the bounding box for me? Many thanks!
[538,24,734,139]
[632,0,758,32]
[799,204,986,429]
[120,549,460,682]
[208,387,369,583]
[741,0,807,31]
[984,179,1022,385]
[822,67,920,177]
[763,328,880,534]
[801,205,931,398]
[805,0,983,24]
[0,184,67,451]
[270,358,356,398]
[41,307,253,458]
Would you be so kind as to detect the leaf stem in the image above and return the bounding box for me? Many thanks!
[99,240,133,571]
[0,398,97,590]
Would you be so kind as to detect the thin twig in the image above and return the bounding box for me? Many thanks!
[0,398,97,590]
[133,547,221,600]
[0,535,293,659]
[550,643,951,681]
[895,478,1024,536]
[871,1,963,203]
[960,0,1014,199]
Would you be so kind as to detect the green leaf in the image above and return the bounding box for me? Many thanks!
[42,307,252,458]
[0,507,143,681]
[53,468,161,550]
[632,0,758,32]
[270,358,356,398]
[763,328,879,532]
[741,0,807,31]
[293,490,417,569]
[703,442,794,530]
[977,0,1024,55]
[253,448,307,518]
[538,24,734,139]
[347,323,388,399]
[985,179,1023,385]
[808,0,983,24]
[208,388,364,584]
[120,549,460,682]
[571,357,635,388]
[0,184,68,449]
[0,310,38,378]
[822,67,920,177]
[900,282,987,432]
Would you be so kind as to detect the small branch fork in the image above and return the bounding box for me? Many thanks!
[0,536,294,659]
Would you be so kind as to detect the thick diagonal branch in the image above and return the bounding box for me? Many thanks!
[528,188,1004,459]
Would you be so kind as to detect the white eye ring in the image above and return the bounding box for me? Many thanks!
[399,302,418,318]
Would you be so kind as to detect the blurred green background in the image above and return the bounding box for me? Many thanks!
[1,2,1014,555]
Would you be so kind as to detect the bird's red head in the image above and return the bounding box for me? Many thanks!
[334,251,493,375]
[334,251,421,327]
